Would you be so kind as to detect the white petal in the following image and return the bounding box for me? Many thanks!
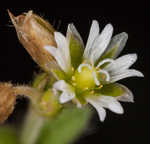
[73,99,82,108]
[54,32,72,72]
[98,96,124,114]
[86,98,106,122]
[53,80,66,91]
[67,23,84,47]
[83,20,100,59]
[110,69,144,83]
[53,80,72,91]
[44,46,67,72]
[104,54,137,72]
[104,32,128,58]
[90,24,113,65]
[54,32,69,60]
[116,84,134,102]
[59,91,75,104]
[53,80,75,104]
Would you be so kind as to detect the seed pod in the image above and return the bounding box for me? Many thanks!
[8,10,59,72]
[0,83,16,123]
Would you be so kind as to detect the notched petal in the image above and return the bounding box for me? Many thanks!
[99,96,124,114]
[116,84,134,102]
[90,24,113,65]
[86,98,106,122]
[59,92,75,104]
[84,20,100,59]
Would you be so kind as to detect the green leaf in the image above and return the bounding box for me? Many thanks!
[99,83,125,97]
[0,126,18,144]
[37,108,91,144]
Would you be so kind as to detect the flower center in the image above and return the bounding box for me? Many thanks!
[73,65,98,91]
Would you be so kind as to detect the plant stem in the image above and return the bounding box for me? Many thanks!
[20,105,45,144]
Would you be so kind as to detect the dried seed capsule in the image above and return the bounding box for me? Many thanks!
[0,83,16,123]
[8,10,59,72]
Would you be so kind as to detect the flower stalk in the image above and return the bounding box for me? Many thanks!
[20,106,45,144]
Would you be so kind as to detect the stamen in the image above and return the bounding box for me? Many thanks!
[92,71,100,86]
[78,64,92,73]
[98,69,110,81]
[96,58,114,69]
[98,85,103,89]
[85,87,89,90]
[72,83,76,86]
[72,76,75,81]
[72,67,75,71]
[90,90,94,94]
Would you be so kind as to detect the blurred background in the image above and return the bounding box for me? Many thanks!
[0,8,148,144]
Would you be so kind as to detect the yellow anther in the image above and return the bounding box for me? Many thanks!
[72,67,75,71]
[98,85,103,89]
[90,90,94,94]
[72,76,75,81]
[84,87,89,90]
[72,82,76,86]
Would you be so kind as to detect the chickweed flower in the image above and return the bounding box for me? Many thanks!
[45,20,144,121]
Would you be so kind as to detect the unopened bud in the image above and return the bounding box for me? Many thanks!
[8,10,58,72]
[0,83,16,123]
[39,89,61,117]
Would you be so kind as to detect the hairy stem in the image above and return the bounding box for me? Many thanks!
[20,105,45,144]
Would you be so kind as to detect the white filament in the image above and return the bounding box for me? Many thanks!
[78,63,92,73]
[96,58,114,69]
[92,71,100,86]
[98,69,110,82]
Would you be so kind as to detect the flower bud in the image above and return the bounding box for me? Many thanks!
[8,10,58,72]
[39,89,62,117]
[0,83,16,123]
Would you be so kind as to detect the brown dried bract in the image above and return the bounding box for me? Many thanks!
[8,10,59,72]
[0,83,16,123]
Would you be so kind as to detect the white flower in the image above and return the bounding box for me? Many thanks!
[44,20,144,122]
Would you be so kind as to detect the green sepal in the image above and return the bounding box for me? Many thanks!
[96,32,128,67]
[96,44,118,68]
[44,76,56,90]
[97,83,125,97]
[69,35,84,68]
[100,45,118,61]
[36,108,91,144]
[32,72,48,90]
[0,126,19,144]
[52,69,68,80]
[67,24,84,69]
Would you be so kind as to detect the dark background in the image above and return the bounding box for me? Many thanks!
[0,8,148,144]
